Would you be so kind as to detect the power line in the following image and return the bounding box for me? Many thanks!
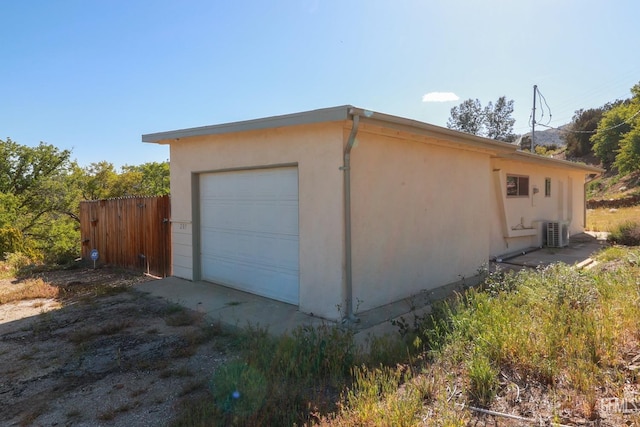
[517,70,640,134]
[539,67,639,118]
[536,107,640,134]
[536,88,552,126]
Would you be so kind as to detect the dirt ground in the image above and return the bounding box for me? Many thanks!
[3,263,639,426]
[0,267,234,427]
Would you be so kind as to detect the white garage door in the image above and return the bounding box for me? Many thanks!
[200,167,299,304]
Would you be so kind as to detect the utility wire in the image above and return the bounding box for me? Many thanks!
[519,72,639,134]
[536,107,640,134]
[530,86,553,130]
[542,68,638,117]
[537,89,552,126]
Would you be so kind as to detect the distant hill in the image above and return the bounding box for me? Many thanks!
[514,125,569,148]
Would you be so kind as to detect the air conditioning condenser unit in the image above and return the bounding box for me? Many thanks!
[547,221,569,248]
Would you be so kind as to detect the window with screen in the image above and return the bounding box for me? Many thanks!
[506,175,529,197]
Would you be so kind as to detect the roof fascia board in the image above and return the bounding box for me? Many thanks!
[141,104,601,174]
[354,107,602,174]
[496,151,604,173]
[142,105,353,143]
[356,122,501,156]
[348,107,516,155]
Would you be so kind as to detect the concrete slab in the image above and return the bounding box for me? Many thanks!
[135,232,608,343]
[494,232,609,270]
[135,276,440,343]
[135,277,330,336]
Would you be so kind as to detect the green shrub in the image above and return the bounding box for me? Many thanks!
[586,178,604,198]
[482,266,523,297]
[608,220,640,246]
[41,218,80,264]
[3,252,33,274]
[0,227,25,257]
[0,228,40,263]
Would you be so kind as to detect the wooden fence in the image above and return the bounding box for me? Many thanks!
[79,196,171,277]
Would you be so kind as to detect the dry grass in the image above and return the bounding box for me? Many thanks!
[0,278,59,304]
[165,309,204,327]
[0,264,14,280]
[68,319,132,344]
[586,206,640,231]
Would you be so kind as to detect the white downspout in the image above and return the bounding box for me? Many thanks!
[341,111,360,323]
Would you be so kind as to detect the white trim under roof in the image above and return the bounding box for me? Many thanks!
[141,105,604,175]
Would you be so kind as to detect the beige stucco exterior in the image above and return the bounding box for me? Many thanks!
[489,156,589,257]
[167,123,346,319]
[349,124,491,312]
[143,106,602,321]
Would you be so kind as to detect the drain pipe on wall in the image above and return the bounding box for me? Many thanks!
[341,110,360,323]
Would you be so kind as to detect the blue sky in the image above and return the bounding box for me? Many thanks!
[2,0,639,168]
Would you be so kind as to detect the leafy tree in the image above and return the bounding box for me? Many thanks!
[80,161,119,200]
[0,139,70,197]
[79,161,170,200]
[484,96,516,142]
[591,83,640,173]
[591,104,632,170]
[447,99,484,135]
[121,161,170,196]
[447,96,516,142]
[614,84,640,174]
[0,138,76,261]
[564,108,605,158]
[614,121,640,174]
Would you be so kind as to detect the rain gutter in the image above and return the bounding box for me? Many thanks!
[341,109,360,323]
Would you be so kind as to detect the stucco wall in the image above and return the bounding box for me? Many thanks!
[167,123,345,320]
[349,128,491,312]
[489,158,588,257]
[161,116,593,320]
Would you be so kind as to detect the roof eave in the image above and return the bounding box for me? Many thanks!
[347,107,517,155]
[142,105,354,143]
[497,150,605,174]
[141,105,604,175]
[142,105,517,155]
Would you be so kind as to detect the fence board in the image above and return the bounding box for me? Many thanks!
[79,196,171,277]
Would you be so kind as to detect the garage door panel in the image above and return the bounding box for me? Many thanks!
[201,254,298,303]
[200,167,299,304]
[201,229,298,270]
[202,202,298,235]
[252,203,298,234]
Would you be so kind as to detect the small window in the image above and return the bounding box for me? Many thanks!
[506,175,529,197]
[545,178,551,197]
